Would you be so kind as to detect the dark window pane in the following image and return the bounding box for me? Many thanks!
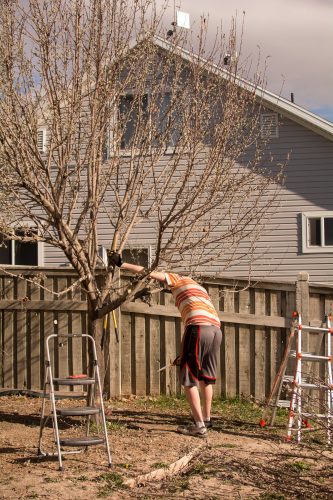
[152,93,182,147]
[121,248,149,268]
[0,235,12,264]
[119,94,148,149]
[15,229,38,265]
[324,218,333,246]
[308,218,321,246]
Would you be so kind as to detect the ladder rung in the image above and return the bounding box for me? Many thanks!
[289,351,331,362]
[298,383,331,390]
[56,406,101,417]
[300,326,331,333]
[301,413,331,419]
[282,376,331,390]
[53,377,95,386]
[59,436,105,447]
[277,400,291,408]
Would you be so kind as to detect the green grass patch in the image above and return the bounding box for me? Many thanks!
[134,395,188,412]
[214,443,237,449]
[44,477,60,483]
[259,493,285,500]
[97,472,126,497]
[290,461,311,472]
[187,462,206,476]
[117,462,132,469]
[151,462,169,469]
[76,475,89,482]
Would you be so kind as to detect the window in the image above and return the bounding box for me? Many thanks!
[106,246,150,268]
[302,212,333,253]
[0,229,42,265]
[260,113,279,139]
[122,247,150,268]
[37,128,46,153]
[118,93,181,150]
[119,94,148,150]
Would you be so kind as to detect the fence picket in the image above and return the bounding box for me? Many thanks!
[223,288,237,398]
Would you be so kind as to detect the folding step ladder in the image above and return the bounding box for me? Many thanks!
[37,333,112,470]
[270,313,333,443]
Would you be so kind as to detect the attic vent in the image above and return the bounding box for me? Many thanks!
[37,129,46,153]
[260,113,279,139]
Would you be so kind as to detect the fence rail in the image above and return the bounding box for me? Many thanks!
[0,268,332,400]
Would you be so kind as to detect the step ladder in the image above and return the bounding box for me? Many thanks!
[37,333,112,471]
[270,313,333,443]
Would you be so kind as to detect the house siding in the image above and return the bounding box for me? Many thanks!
[43,114,333,283]
[218,116,333,283]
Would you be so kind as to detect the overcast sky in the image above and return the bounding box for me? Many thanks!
[158,0,333,123]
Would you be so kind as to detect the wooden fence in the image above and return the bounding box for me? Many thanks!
[0,268,332,401]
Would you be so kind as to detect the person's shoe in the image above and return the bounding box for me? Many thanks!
[191,416,213,429]
[177,424,207,438]
[204,420,213,429]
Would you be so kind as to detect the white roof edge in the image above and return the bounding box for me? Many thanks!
[152,35,333,142]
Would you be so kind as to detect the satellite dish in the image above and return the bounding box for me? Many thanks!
[176,10,190,29]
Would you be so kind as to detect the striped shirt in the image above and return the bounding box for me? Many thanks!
[165,273,220,328]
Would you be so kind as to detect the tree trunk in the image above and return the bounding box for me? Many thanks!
[87,304,106,392]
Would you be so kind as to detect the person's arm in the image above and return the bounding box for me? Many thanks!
[120,262,166,283]
[108,252,166,283]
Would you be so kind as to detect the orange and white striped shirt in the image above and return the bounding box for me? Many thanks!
[165,273,220,328]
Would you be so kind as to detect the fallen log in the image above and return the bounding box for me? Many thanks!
[124,443,206,489]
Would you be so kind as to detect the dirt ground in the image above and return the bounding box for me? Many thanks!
[0,394,332,500]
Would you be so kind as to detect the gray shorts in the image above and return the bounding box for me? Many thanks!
[180,324,222,387]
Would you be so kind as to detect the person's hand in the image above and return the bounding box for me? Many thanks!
[108,251,122,268]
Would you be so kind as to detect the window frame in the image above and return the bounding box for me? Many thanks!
[0,229,44,266]
[116,91,179,156]
[302,211,333,253]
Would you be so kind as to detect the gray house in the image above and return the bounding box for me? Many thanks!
[2,37,333,284]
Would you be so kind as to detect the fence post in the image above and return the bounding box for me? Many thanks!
[296,272,310,324]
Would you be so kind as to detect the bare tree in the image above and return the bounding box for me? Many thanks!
[0,0,283,377]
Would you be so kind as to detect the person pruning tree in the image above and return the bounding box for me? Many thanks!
[109,252,222,438]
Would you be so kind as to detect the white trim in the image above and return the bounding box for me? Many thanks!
[38,241,44,266]
[302,211,333,254]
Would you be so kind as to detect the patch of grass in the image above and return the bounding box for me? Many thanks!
[44,477,60,483]
[151,461,169,469]
[97,471,127,497]
[76,475,89,482]
[214,443,237,449]
[212,397,262,422]
[259,493,285,500]
[106,420,124,431]
[117,462,132,469]
[187,462,206,476]
[290,460,311,472]
[167,478,190,492]
[89,419,124,433]
[179,479,190,490]
[135,395,188,412]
